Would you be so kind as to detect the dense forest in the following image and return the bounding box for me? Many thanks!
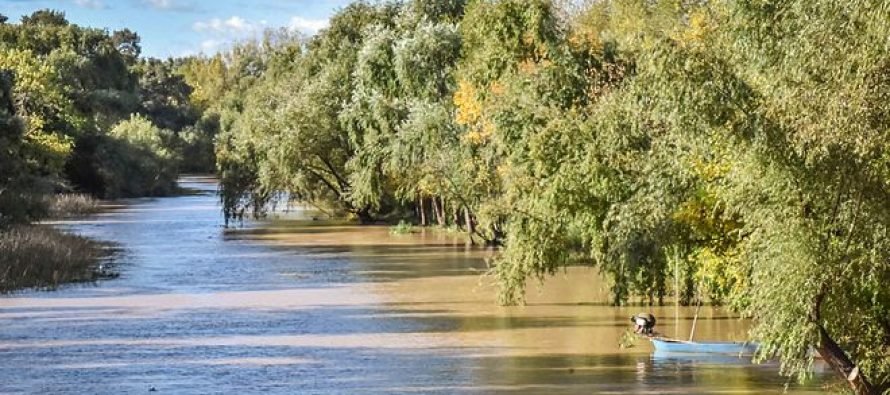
[1,1,888,393]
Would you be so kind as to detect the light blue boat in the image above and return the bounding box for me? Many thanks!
[652,350,755,365]
[651,337,759,355]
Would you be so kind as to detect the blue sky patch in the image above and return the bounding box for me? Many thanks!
[0,0,354,57]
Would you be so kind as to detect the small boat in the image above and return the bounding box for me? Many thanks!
[639,275,759,358]
[650,337,759,355]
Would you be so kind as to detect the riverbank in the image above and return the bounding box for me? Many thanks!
[0,192,114,293]
[0,179,217,294]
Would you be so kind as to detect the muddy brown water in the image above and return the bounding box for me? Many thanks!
[0,177,830,394]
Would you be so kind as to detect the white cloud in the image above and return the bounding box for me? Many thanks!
[145,0,171,8]
[289,16,328,34]
[142,0,193,11]
[193,16,258,34]
[187,14,326,56]
[199,39,224,53]
[73,0,105,9]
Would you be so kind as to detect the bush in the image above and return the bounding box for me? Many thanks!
[178,113,219,173]
[0,225,104,292]
[96,114,180,198]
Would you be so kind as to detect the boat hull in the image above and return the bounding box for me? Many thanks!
[651,338,759,355]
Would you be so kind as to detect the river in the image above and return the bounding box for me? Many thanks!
[0,177,830,394]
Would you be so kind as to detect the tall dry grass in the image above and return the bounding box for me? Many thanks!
[0,225,103,292]
[44,194,101,219]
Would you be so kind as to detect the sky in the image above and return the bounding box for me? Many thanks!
[0,0,355,58]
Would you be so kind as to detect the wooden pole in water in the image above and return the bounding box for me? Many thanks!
[689,293,702,342]
[673,247,680,339]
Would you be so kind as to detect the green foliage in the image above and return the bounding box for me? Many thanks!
[389,220,417,235]
[135,58,198,131]
[487,0,890,391]
[178,113,219,173]
[195,0,890,390]
[97,115,178,198]
[0,70,46,228]
[0,9,170,200]
[20,10,68,27]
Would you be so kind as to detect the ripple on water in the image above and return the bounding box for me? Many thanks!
[0,177,832,394]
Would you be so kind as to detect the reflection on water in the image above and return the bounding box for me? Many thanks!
[0,177,830,394]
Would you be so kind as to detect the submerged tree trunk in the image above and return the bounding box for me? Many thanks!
[816,324,877,394]
[812,297,878,395]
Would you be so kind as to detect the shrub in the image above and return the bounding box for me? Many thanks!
[96,114,180,198]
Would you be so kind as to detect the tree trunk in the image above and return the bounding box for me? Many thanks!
[816,324,877,395]
[452,204,460,227]
[432,196,445,226]
[356,207,374,225]
[464,206,476,245]
[418,195,427,226]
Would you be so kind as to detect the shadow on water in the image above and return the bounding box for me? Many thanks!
[0,177,833,394]
[2,341,829,394]
[0,304,830,394]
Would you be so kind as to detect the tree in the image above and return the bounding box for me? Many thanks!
[112,28,141,63]
[0,10,150,196]
[97,115,179,198]
[178,1,890,390]
[21,10,68,27]
[216,2,402,223]
[0,70,39,228]
[491,0,890,392]
[0,48,77,181]
[135,58,197,131]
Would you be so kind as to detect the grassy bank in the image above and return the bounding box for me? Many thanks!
[0,225,106,293]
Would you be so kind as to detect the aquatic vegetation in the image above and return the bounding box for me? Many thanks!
[389,220,417,235]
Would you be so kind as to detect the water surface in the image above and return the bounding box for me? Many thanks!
[0,177,830,394]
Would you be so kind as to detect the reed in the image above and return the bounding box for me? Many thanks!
[0,225,103,292]
[44,194,101,219]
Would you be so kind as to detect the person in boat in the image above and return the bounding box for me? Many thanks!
[631,313,657,335]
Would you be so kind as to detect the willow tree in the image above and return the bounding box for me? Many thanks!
[710,1,890,392]
[338,1,467,226]
[448,0,577,242]
[493,0,890,392]
[614,2,890,391]
[388,18,465,226]
[216,2,401,223]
